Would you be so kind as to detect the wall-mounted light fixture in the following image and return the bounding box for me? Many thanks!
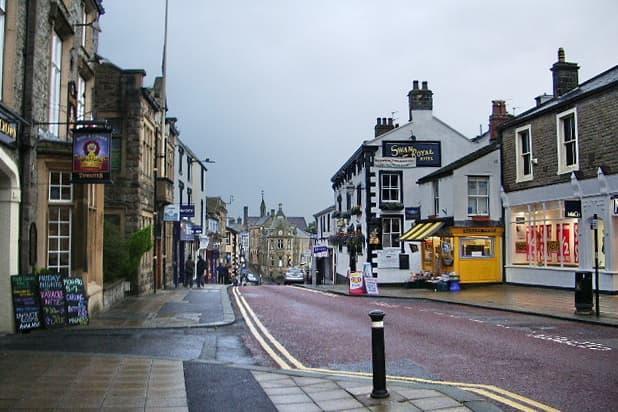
[73,18,101,33]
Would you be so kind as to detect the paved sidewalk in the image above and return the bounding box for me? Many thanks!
[302,283,618,327]
[0,350,501,411]
[86,285,235,329]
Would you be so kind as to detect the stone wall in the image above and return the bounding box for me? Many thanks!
[502,87,618,193]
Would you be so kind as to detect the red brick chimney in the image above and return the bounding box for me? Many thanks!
[488,100,511,141]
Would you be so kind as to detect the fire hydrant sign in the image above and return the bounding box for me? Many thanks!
[349,272,364,295]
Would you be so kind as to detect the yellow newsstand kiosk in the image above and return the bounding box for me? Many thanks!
[402,220,503,283]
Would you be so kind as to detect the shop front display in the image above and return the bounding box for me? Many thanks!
[401,219,503,285]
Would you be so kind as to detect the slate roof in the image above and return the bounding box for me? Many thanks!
[417,142,499,184]
[502,65,618,128]
[288,217,308,231]
[313,205,335,218]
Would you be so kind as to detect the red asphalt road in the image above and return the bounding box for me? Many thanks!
[239,285,618,412]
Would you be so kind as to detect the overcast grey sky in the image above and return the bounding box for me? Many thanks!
[98,0,618,221]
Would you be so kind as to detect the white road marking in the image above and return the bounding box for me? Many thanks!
[527,333,612,351]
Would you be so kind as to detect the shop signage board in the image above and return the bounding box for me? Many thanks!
[313,245,328,257]
[564,200,582,218]
[63,277,89,326]
[72,126,112,184]
[376,249,399,268]
[38,273,68,328]
[164,204,180,221]
[180,204,195,218]
[180,221,194,241]
[191,226,203,235]
[382,141,441,167]
[362,262,379,296]
[348,272,364,295]
[0,114,18,144]
[405,207,421,220]
[10,274,42,332]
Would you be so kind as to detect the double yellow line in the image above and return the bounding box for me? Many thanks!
[232,287,560,412]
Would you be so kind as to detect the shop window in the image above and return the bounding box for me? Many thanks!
[47,206,71,275]
[510,202,579,267]
[382,216,401,248]
[461,237,493,258]
[381,172,401,203]
[515,125,533,182]
[556,108,578,174]
[467,176,489,216]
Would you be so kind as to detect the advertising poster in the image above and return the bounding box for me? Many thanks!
[348,272,364,295]
[562,223,571,263]
[72,127,112,183]
[574,223,579,263]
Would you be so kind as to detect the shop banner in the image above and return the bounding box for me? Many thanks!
[562,224,571,262]
[180,204,195,218]
[348,272,364,295]
[313,245,329,258]
[574,223,579,263]
[72,127,112,184]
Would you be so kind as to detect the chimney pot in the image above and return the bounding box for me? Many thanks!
[388,118,393,126]
[421,81,428,90]
[413,80,419,90]
[551,48,579,97]
[382,117,387,125]
[376,117,381,126]
[407,80,433,119]
[489,99,511,141]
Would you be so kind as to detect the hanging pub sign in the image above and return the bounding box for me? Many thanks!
[382,141,441,167]
[368,218,382,250]
[72,126,112,184]
[564,200,582,218]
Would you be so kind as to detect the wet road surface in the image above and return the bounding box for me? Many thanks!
[240,285,618,412]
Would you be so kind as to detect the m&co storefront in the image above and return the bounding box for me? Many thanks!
[401,219,503,283]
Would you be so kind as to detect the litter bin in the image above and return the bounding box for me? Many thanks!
[575,271,593,315]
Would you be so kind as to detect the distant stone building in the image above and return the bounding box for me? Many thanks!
[249,201,310,281]
[94,61,169,294]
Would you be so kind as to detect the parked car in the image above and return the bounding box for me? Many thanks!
[284,268,304,285]
[245,272,262,286]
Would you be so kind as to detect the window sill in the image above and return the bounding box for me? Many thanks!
[557,165,579,175]
[515,175,533,183]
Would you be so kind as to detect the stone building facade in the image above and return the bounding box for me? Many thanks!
[0,0,106,333]
[94,61,166,294]
[501,49,618,292]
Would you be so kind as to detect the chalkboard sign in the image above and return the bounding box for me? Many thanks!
[63,277,89,326]
[38,273,67,328]
[10,274,42,332]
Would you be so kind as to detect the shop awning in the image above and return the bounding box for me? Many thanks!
[400,221,445,241]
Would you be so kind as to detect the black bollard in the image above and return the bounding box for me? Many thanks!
[369,309,389,399]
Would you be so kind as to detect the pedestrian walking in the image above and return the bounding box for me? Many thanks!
[185,256,194,288]
[216,264,224,284]
[196,256,206,288]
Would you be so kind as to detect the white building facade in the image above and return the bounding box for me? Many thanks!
[331,81,482,283]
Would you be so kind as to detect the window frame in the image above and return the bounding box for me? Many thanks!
[48,31,63,137]
[432,180,439,216]
[381,215,402,249]
[460,237,494,259]
[380,171,402,203]
[467,175,490,216]
[49,171,73,203]
[556,108,579,175]
[515,124,533,183]
[47,206,72,275]
[0,0,6,99]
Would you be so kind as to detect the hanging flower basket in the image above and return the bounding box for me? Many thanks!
[350,206,362,216]
[341,211,351,219]
[380,202,404,211]
[346,230,366,253]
